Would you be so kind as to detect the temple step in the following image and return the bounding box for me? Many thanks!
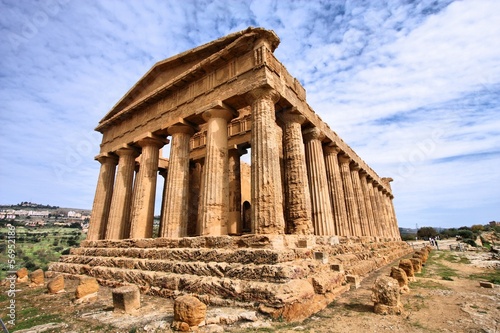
[56,255,315,283]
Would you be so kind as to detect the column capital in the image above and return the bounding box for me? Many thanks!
[95,154,118,165]
[323,144,342,156]
[281,108,306,125]
[115,147,140,158]
[359,170,369,179]
[349,162,361,172]
[245,86,280,104]
[202,107,234,122]
[167,124,195,136]
[137,135,167,149]
[303,127,324,142]
[338,154,351,164]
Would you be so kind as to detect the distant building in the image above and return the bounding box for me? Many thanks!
[28,210,49,217]
[68,211,82,218]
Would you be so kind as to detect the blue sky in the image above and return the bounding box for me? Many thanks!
[0,0,498,229]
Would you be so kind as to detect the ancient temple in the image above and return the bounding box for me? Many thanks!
[49,27,411,321]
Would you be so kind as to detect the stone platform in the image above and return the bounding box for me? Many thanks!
[47,235,412,321]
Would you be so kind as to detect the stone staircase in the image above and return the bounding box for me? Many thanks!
[47,234,412,321]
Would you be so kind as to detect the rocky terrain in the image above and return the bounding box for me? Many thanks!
[1,239,498,333]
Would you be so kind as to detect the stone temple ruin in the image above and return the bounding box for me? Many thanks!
[49,27,412,321]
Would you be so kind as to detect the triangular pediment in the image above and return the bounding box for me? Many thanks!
[97,27,279,130]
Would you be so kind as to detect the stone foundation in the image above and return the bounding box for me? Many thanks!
[48,235,411,321]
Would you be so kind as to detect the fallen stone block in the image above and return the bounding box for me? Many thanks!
[112,284,140,313]
[346,275,360,290]
[173,295,207,328]
[29,269,44,287]
[372,276,404,315]
[75,277,99,299]
[398,259,415,280]
[479,281,494,288]
[47,275,65,294]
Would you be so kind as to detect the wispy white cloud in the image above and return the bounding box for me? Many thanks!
[0,0,498,228]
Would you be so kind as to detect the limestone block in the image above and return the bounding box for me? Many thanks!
[398,259,415,279]
[29,269,44,287]
[16,267,28,278]
[372,276,403,315]
[389,267,408,287]
[409,258,422,273]
[112,285,141,313]
[479,281,494,288]
[75,277,99,299]
[47,275,65,294]
[311,272,344,294]
[346,274,360,290]
[173,295,207,327]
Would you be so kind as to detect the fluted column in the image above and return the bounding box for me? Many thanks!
[383,192,396,239]
[188,161,202,236]
[389,195,400,240]
[87,155,118,240]
[281,110,313,235]
[106,147,139,240]
[323,145,349,236]
[246,87,285,234]
[366,178,381,237]
[375,185,389,238]
[198,107,233,236]
[338,155,358,236]
[228,148,244,235]
[359,171,376,236]
[303,127,334,236]
[161,124,195,238]
[129,137,165,239]
[350,163,369,236]
[157,168,167,237]
[368,178,385,237]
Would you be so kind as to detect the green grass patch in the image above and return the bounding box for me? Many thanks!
[468,271,500,285]
[11,308,63,332]
[410,279,449,290]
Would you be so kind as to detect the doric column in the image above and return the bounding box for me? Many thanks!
[303,127,334,236]
[324,145,349,236]
[161,124,195,238]
[383,192,396,239]
[371,180,385,237]
[228,147,244,235]
[281,110,313,235]
[246,87,285,234]
[198,107,234,236]
[359,171,376,236]
[188,161,202,236]
[350,163,369,236]
[157,168,167,237]
[87,155,118,240]
[129,137,165,239]
[366,178,380,237]
[389,195,400,240]
[375,185,389,238]
[106,147,139,240]
[338,155,358,236]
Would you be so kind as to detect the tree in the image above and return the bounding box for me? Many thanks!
[471,224,484,233]
[417,227,437,239]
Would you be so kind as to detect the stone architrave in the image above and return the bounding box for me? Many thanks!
[350,163,369,236]
[106,147,139,240]
[324,145,349,236]
[281,109,313,235]
[303,127,334,236]
[87,155,117,241]
[198,107,234,236]
[129,137,165,239]
[228,147,244,235]
[161,124,195,238]
[338,155,359,236]
[246,87,285,234]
